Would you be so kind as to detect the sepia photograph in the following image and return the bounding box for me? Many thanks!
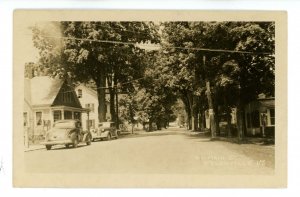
[13,10,287,188]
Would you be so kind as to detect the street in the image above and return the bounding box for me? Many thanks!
[25,127,274,175]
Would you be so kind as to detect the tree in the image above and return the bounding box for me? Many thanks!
[201,22,275,138]
[160,22,209,131]
[32,21,159,123]
[134,50,178,131]
[160,21,275,138]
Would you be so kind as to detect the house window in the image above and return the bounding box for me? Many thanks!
[78,89,82,98]
[23,112,28,127]
[86,119,95,130]
[85,103,95,112]
[36,112,42,126]
[270,108,275,126]
[64,111,72,119]
[53,110,62,122]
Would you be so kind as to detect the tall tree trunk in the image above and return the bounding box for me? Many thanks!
[95,75,106,123]
[129,103,134,133]
[200,109,206,130]
[107,76,116,122]
[214,102,220,136]
[149,118,153,132]
[198,111,202,130]
[181,91,193,130]
[192,104,199,131]
[226,106,232,137]
[198,109,204,130]
[187,113,192,130]
[188,94,194,130]
[109,87,116,122]
[237,97,245,140]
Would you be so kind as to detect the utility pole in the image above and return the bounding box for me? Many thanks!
[115,84,119,130]
[203,55,217,139]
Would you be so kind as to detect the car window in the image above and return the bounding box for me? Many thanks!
[54,121,75,128]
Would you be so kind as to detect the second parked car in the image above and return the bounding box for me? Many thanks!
[91,122,118,141]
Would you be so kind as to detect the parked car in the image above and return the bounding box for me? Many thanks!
[41,120,92,150]
[91,122,118,141]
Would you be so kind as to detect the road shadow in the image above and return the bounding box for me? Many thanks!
[118,130,186,140]
[183,132,275,146]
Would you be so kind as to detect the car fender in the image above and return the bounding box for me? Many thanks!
[100,130,110,138]
[82,133,91,142]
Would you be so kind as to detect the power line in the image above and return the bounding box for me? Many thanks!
[60,76,145,94]
[30,34,273,55]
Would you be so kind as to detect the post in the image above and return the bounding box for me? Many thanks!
[203,55,217,138]
[206,81,217,138]
[61,109,64,120]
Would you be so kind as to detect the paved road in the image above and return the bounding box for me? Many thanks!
[25,127,274,174]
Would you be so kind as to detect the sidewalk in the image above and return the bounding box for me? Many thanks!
[24,144,45,152]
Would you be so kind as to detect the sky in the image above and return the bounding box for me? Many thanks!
[17,20,39,64]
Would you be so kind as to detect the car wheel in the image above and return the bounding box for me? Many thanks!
[106,133,111,141]
[65,144,70,148]
[46,145,52,150]
[73,138,78,148]
[86,135,92,145]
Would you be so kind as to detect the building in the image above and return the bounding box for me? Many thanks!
[24,76,86,144]
[75,84,110,131]
[244,96,275,137]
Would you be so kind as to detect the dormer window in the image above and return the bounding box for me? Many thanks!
[78,89,82,98]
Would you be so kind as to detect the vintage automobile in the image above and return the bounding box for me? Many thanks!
[91,122,119,141]
[41,120,92,150]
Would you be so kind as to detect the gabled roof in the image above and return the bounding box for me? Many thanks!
[25,76,64,106]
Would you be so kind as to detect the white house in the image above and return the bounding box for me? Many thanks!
[75,84,110,131]
[24,76,86,145]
